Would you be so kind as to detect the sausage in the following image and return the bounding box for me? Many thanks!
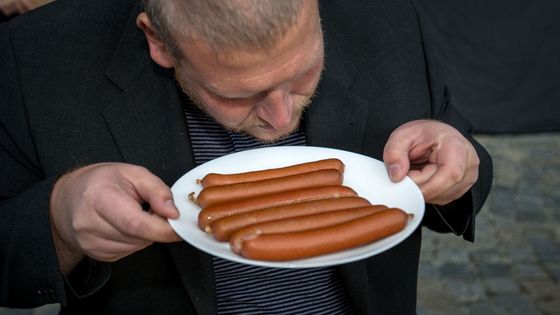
[229,205,389,252]
[235,208,410,261]
[212,197,373,241]
[197,185,358,231]
[198,158,344,188]
[211,197,373,242]
[194,169,343,208]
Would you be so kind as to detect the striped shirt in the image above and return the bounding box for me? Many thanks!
[183,99,354,315]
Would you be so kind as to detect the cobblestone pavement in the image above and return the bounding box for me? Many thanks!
[2,134,559,315]
[418,133,560,315]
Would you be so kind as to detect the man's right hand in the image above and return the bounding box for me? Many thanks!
[49,163,181,274]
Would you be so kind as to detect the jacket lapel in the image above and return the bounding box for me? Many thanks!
[102,67,192,182]
[305,24,370,154]
[102,5,217,314]
[102,70,218,315]
[102,2,193,183]
[305,76,369,153]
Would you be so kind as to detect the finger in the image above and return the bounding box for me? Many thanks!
[418,147,467,203]
[70,194,153,247]
[73,211,159,260]
[122,165,180,219]
[429,160,479,205]
[422,134,480,204]
[96,186,182,243]
[383,132,414,182]
[408,163,438,186]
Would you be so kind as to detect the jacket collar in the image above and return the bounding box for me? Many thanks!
[102,4,218,315]
[304,16,370,154]
[102,2,194,185]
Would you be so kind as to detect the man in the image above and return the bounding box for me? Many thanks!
[0,0,492,314]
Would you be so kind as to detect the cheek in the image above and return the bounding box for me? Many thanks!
[289,94,307,108]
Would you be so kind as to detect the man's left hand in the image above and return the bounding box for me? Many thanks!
[383,119,479,205]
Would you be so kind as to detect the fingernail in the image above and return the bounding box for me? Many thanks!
[388,164,400,181]
[165,199,179,214]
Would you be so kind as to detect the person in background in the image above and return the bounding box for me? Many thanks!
[0,0,493,314]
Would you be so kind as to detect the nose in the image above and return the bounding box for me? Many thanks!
[256,87,294,130]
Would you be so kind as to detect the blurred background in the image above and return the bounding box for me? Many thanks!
[1,0,559,314]
[418,134,560,315]
[414,1,560,314]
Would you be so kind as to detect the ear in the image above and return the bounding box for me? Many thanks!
[136,12,176,69]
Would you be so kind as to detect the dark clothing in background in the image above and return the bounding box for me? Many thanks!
[414,0,560,133]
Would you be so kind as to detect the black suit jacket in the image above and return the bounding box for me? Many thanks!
[0,0,492,314]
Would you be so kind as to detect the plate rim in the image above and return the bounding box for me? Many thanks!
[169,146,425,268]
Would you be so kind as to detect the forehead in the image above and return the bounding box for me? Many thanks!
[175,1,323,95]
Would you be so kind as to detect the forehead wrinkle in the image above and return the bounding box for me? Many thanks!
[176,1,323,98]
[220,55,321,97]
[205,26,323,97]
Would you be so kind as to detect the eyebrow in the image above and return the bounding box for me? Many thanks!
[201,79,254,100]
[211,89,256,100]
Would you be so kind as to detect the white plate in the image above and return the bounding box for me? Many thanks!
[169,146,424,268]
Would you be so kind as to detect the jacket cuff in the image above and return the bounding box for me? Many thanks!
[64,258,111,300]
[422,190,475,241]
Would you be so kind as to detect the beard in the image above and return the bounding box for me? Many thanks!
[175,71,314,143]
[227,96,312,143]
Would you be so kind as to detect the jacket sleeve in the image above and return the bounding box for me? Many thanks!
[417,10,493,242]
[0,23,68,308]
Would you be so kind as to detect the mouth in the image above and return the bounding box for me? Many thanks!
[250,120,302,143]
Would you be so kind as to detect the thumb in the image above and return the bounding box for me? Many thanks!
[123,165,180,220]
[383,137,412,182]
